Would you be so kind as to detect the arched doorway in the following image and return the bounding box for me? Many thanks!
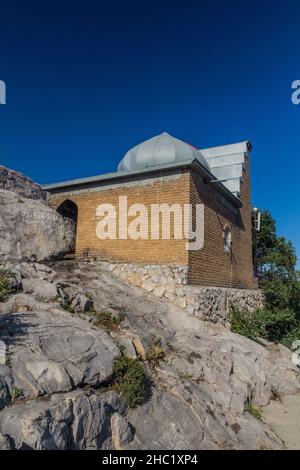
[56,199,78,255]
[57,199,78,223]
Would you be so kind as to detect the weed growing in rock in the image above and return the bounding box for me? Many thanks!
[93,311,121,331]
[245,401,262,420]
[11,387,23,404]
[60,299,75,313]
[0,268,16,302]
[146,341,166,367]
[270,387,282,402]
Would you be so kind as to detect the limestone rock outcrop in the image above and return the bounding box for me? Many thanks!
[0,258,299,449]
[0,166,299,450]
[0,166,47,201]
[0,189,75,262]
[0,375,10,411]
[0,303,120,399]
[0,389,113,449]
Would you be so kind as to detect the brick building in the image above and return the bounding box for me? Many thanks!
[44,132,257,289]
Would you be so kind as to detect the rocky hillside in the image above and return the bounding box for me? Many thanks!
[0,167,299,450]
[0,166,75,262]
[0,166,47,201]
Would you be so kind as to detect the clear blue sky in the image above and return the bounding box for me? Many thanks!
[0,0,300,265]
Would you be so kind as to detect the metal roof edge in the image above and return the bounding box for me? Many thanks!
[200,140,251,152]
[189,160,243,208]
[43,158,242,208]
[42,160,194,190]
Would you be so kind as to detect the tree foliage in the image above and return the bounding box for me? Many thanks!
[255,211,297,281]
[236,209,300,349]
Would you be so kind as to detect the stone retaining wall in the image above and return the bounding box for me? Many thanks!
[99,261,264,327]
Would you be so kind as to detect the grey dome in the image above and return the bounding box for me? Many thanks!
[117,132,210,172]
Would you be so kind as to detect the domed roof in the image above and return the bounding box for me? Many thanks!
[117,132,210,172]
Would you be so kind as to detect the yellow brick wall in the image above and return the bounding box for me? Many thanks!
[50,171,190,265]
[49,164,256,288]
[188,156,256,289]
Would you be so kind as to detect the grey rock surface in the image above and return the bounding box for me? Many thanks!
[70,293,93,312]
[0,189,75,262]
[0,305,120,398]
[126,385,281,450]
[101,390,127,416]
[0,258,299,449]
[118,338,137,359]
[0,389,112,449]
[51,260,299,450]
[262,392,300,450]
[110,413,134,449]
[0,166,47,201]
[0,375,10,410]
[21,278,58,302]
[12,262,57,282]
[0,431,12,449]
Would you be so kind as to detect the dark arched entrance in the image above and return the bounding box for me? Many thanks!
[57,199,78,223]
[57,199,78,255]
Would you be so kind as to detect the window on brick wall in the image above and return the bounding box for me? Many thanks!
[223,226,232,253]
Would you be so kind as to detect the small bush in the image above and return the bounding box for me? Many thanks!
[230,306,300,347]
[93,311,121,331]
[146,341,166,366]
[0,268,15,302]
[230,307,264,341]
[260,278,292,311]
[260,308,297,343]
[280,325,300,349]
[113,356,147,408]
[60,299,75,313]
[11,387,23,404]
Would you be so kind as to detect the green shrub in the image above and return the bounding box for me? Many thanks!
[281,325,300,349]
[146,341,166,366]
[11,387,23,403]
[231,306,300,347]
[113,356,147,408]
[60,299,75,313]
[260,308,297,342]
[230,307,264,341]
[0,268,15,302]
[93,311,121,330]
[250,209,300,351]
[260,278,293,311]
